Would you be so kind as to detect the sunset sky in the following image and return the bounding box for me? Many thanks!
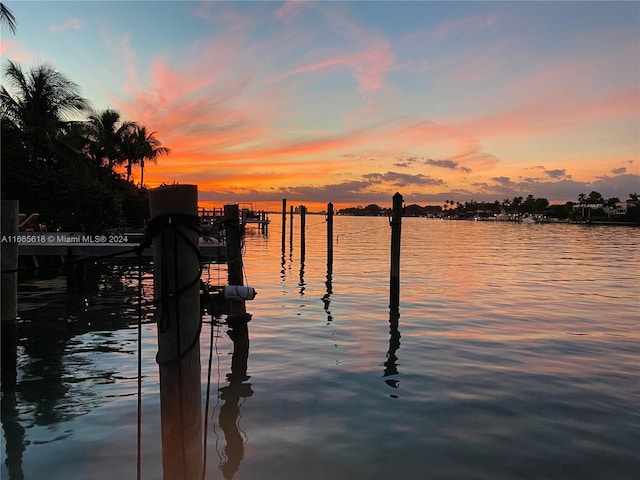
[2,1,639,211]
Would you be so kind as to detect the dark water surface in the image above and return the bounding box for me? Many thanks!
[2,218,639,479]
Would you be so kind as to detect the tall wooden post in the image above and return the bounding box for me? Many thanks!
[224,204,246,315]
[289,206,294,249]
[300,205,307,260]
[326,202,334,278]
[1,200,19,387]
[390,192,403,312]
[323,203,334,322]
[281,199,286,252]
[223,204,251,411]
[149,185,202,480]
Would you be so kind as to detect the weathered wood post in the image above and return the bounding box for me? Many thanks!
[1,200,19,387]
[224,204,245,315]
[281,199,286,251]
[149,185,202,480]
[289,205,294,249]
[327,202,334,277]
[223,204,251,395]
[323,202,334,321]
[261,210,268,235]
[300,205,307,260]
[390,192,403,312]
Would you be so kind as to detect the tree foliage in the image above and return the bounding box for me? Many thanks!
[1,60,168,232]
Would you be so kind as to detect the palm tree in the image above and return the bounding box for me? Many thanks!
[0,2,16,34]
[578,193,586,219]
[1,60,91,164]
[605,197,620,221]
[120,124,170,186]
[87,109,135,170]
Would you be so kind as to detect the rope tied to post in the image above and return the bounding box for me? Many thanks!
[144,213,204,366]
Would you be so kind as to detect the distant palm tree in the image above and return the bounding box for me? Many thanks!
[0,2,16,34]
[120,124,170,186]
[578,193,586,219]
[1,60,91,163]
[605,197,620,221]
[87,109,135,169]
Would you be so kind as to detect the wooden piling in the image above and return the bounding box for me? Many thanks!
[289,206,294,249]
[223,203,252,437]
[327,202,334,278]
[390,192,403,311]
[149,185,202,480]
[223,204,246,316]
[281,199,286,251]
[1,200,18,387]
[300,205,307,259]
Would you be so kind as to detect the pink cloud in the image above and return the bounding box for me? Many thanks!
[265,37,393,96]
[459,88,639,139]
[0,40,31,62]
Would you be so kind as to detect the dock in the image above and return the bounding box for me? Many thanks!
[200,204,270,235]
[16,233,226,264]
[13,204,269,266]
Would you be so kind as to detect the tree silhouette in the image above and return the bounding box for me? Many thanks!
[120,124,170,186]
[86,109,135,170]
[0,2,16,34]
[1,60,91,164]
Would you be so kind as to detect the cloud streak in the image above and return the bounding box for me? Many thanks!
[19,0,633,210]
[49,17,84,33]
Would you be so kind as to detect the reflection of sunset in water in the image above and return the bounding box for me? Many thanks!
[3,217,638,479]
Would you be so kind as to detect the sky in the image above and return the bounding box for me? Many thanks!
[2,1,639,211]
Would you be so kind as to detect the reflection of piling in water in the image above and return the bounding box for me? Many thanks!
[219,316,252,480]
[1,200,18,388]
[1,385,25,480]
[384,308,401,390]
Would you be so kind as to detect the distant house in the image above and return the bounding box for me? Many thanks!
[572,203,603,211]
[603,202,629,217]
[605,202,628,216]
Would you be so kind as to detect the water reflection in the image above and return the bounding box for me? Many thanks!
[298,250,306,296]
[280,252,286,282]
[219,313,253,479]
[322,261,333,323]
[383,308,401,397]
[1,385,25,480]
[2,261,152,478]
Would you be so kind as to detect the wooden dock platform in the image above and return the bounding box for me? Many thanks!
[16,233,226,262]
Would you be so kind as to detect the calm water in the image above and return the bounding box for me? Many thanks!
[2,217,639,479]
